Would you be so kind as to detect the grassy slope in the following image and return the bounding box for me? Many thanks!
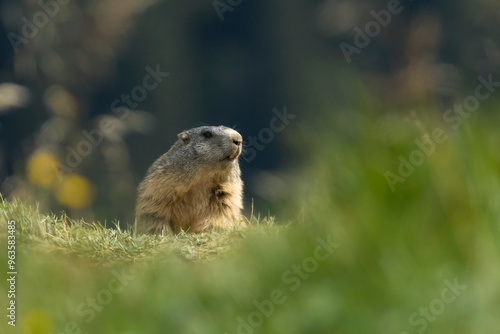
[2,112,500,334]
[0,198,279,264]
[1,199,292,334]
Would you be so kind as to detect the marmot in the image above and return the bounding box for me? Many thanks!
[136,126,244,234]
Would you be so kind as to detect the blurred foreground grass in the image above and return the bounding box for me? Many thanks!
[1,108,500,334]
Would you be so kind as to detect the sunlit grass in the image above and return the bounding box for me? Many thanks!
[1,109,500,334]
[0,198,281,264]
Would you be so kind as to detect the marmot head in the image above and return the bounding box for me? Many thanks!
[178,126,243,169]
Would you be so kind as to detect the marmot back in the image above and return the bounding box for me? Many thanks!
[136,125,244,234]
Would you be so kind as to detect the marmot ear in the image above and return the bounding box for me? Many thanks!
[178,132,190,143]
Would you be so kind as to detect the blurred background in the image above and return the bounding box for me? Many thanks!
[0,0,499,224]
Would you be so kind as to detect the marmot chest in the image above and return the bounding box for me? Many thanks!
[209,184,232,209]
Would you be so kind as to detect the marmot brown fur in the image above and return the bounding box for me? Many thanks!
[136,126,244,234]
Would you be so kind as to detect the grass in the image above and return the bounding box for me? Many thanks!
[1,108,500,334]
[0,198,280,264]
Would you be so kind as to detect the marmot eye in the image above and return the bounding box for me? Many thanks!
[202,131,213,139]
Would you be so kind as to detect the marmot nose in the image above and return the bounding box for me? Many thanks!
[232,134,243,146]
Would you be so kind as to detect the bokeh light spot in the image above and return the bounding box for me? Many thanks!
[56,174,96,209]
[22,310,53,334]
[26,151,59,188]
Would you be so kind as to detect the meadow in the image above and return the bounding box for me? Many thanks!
[1,107,500,334]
